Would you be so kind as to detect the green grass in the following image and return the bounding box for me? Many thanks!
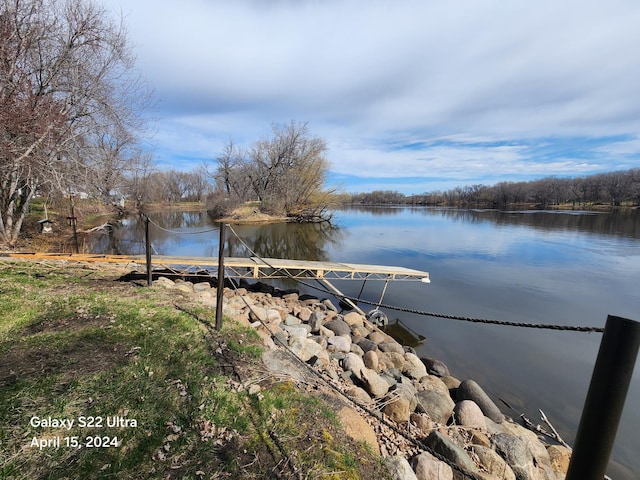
[0,260,391,480]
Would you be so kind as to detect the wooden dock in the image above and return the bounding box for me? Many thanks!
[2,252,430,282]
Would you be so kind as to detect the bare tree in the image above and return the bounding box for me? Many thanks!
[207,121,332,221]
[0,0,152,247]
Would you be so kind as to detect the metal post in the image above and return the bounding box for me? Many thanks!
[566,315,640,480]
[215,223,225,330]
[145,215,152,287]
[69,196,79,254]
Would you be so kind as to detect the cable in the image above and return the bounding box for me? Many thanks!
[225,225,605,334]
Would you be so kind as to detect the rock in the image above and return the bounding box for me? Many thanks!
[378,351,406,371]
[324,318,352,336]
[416,389,455,424]
[440,375,461,390]
[192,282,211,291]
[424,431,478,474]
[492,433,538,480]
[249,306,268,322]
[546,445,570,476]
[383,382,418,423]
[289,338,323,362]
[384,391,412,423]
[379,341,406,355]
[262,350,316,384]
[173,283,193,294]
[456,379,504,424]
[411,451,454,480]
[417,375,450,397]
[327,335,351,353]
[351,325,371,338]
[499,421,556,479]
[297,306,312,321]
[410,413,434,433]
[265,309,282,323]
[343,352,366,379]
[343,311,365,327]
[403,352,428,380]
[345,386,373,405]
[282,324,308,342]
[283,314,301,326]
[321,299,338,312]
[154,276,174,288]
[338,406,379,454]
[385,455,418,480]
[361,367,390,397]
[472,445,516,480]
[420,357,450,377]
[363,350,379,370]
[453,400,487,430]
[368,331,392,345]
[308,311,324,332]
[357,338,378,353]
[350,343,364,356]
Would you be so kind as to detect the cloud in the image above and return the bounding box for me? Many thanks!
[103,0,640,191]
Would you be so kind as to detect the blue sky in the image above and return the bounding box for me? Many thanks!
[102,0,640,194]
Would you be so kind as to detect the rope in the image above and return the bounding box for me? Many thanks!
[225,225,605,334]
[146,216,221,235]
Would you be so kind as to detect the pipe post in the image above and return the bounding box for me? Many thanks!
[565,315,640,480]
[215,223,225,330]
[145,215,152,287]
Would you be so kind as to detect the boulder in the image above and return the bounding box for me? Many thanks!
[324,318,352,337]
[327,335,351,353]
[411,451,453,480]
[343,352,366,380]
[453,400,487,430]
[343,311,365,327]
[472,445,516,480]
[403,352,428,380]
[456,379,504,424]
[362,367,390,397]
[420,357,450,377]
[424,431,478,474]
[385,455,418,480]
[308,311,324,332]
[492,433,538,480]
[363,350,379,371]
[416,390,455,424]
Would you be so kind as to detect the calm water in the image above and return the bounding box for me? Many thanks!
[93,207,640,479]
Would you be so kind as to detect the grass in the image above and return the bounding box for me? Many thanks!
[0,259,391,480]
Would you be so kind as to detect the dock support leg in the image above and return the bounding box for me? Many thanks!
[318,279,367,317]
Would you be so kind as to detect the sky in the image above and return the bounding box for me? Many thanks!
[101,0,640,194]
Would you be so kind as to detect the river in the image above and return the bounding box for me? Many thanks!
[92,206,640,479]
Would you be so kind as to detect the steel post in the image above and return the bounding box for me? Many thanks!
[565,315,640,480]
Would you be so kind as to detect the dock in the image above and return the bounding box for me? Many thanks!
[3,252,430,320]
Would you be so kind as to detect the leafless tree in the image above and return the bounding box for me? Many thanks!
[207,121,332,221]
[0,0,152,246]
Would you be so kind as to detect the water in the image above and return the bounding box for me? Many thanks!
[93,207,640,479]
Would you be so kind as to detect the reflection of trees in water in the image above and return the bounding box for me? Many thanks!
[226,222,344,261]
[89,213,346,266]
[341,205,404,217]
[407,207,640,239]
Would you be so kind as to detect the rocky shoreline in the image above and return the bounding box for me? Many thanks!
[155,275,571,480]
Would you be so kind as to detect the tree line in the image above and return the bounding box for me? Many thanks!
[349,169,640,208]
